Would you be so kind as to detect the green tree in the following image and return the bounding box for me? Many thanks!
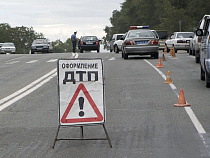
[0,23,44,54]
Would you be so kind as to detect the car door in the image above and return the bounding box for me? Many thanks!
[166,34,174,48]
[201,19,210,67]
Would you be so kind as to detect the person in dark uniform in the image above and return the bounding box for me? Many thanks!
[71,31,77,53]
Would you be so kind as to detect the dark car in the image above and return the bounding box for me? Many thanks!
[156,30,168,50]
[31,38,53,54]
[78,36,100,53]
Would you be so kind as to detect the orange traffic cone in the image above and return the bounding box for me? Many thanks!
[169,47,173,56]
[162,53,166,61]
[172,47,176,57]
[174,89,190,107]
[164,45,167,53]
[164,71,173,84]
[156,58,164,68]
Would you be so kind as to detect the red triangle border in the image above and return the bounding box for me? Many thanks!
[61,83,103,124]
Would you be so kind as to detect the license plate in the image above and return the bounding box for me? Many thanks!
[86,42,93,44]
[136,41,147,44]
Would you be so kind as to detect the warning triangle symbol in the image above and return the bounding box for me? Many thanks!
[61,83,103,124]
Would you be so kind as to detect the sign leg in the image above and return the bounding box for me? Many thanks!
[52,125,60,149]
[103,124,112,148]
[80,126,84,139]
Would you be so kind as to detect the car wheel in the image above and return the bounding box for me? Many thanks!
[80,49,83,53]
[110,48,112,52]
[192,49,195,56]
[154,52,159,59]
[205,71,210,88]
[31,51,34,54]
[195,51,200,63]
[201,65,205,81]
[189,49,192,55]
[121,48,124,58]
[97,49,100,53]
[114,45,119,53]
[124,53,128,59]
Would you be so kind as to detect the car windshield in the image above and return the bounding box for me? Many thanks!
[177,33,194,38]
[3,43,14,47]
[157,31,168,39]
[33,39,48,44]
[128,30,154,38]
[83,36,97,41]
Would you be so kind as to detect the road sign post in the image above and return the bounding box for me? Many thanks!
[53,58,112,148]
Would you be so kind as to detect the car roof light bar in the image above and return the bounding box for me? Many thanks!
[130,26,150,29]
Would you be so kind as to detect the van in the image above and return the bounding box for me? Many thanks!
[196,15,210,87]
[109,34,124,52]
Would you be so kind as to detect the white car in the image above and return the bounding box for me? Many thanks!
[0,42,16,54]
[113,39,123,53]
[110,34,124,52]
[165,32,194,53]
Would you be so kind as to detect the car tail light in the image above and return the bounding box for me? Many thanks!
[80,41,84,45]
[150,40,159,45]
[125,40,134,45]
[96,41,99,45]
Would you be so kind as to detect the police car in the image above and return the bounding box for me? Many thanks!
[121,26,159,59]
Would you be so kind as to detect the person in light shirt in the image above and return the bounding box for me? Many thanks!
[71,31,77,53]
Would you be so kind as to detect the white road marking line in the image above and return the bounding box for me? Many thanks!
[5,56,24,63]
[0,72,57,111]
[47,59,57,62]
[26,60,38,64]
[5,61,20,65]
[185,107,206,134]
[109,57,116,61]
[75,53,79,58]
[0,68,57,106]
[0,52,79,111]
[188,56,195,59]
[169,83,177,90]
[144,59,206,134]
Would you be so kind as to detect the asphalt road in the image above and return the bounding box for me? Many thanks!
[0,50,210,158]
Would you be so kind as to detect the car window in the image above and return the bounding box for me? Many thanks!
[204,19,210,36]
[157,31,168,39]
[128,30,154,38]
[176,33,194,38]
[3,43,15,47]
[33,39,47,44]
[83,36,97,40]
[116,35,123,40]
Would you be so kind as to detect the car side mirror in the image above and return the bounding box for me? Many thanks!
[196,29,203,36]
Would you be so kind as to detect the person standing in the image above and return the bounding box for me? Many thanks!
[71,31,77,53]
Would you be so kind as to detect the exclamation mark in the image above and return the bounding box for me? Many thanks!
[78,97,85,117]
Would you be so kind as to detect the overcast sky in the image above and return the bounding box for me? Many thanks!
[0,0,124,42]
